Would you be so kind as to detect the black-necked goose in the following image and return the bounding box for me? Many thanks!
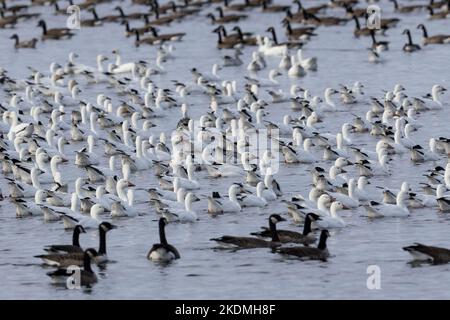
[46,248,98,286]
[147,217,180,262]
[148,26,186,42]
[261,0,290,13]
[293,0,327,15]
[417,24,450,45]
[37,20,74,40]
[275,229,330,261]
[1,0,29,14]
[9,34,37,49]
[402,29,421,52]
[81,7,103,27]
[266,26,303,48]
[223,0,254,11]
[124,20,151,37]
[403,243,450,264]
[370,29,389,51]
[35,221,116,267]
[282,19,316,41]
[210,214,286,249]
[211,7,247,23]
[212,27,240,49]
[427,5,449,19]
[351,14,371,37]
[390,0,425,13]
[251,212,320,244]
[44,225,86,254]
[133,29,158,46]
[302,9,348,26]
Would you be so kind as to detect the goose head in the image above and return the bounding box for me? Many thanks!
[90,203,106,218]
[269,214,286,225]
[99,221,117,232]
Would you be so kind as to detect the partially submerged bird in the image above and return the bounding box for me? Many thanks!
[147,217,180,262]
[274,230,330,261]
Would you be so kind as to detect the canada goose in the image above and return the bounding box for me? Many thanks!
[403,243,450,264]
[417,24,450,45]
[148,26,186,42]
[35,222,116,267]
[302,9,348,26]
[212,27,240,49]
[402,29,421,52]
[223,0,254,11]
[1,0,28,14]
[293,0,327,15]
[232,25,257,45]
[81,8,103,27]
[282,19,316,40]
[344,4,366,18]
[329,0,358,8]
[206,13,246,24]
[266,26,303,48]
[211,214,286,249]
[274,229,330,261]
[390,0,425,13]
[133,29,158,47]
[261,0,290,13]
[46,248,98,286]
[251,212,320,244]
[9,34,37,49]
[124,20,152,37]
[44,225,86,254]
[146,7,178,25]
[115,6,149,20]
[427,6,449,19]
[370,29,389,51]
[212,7,247,23]
[351,14,371,37]
[147,217,180,262]
[37,20,74,40]
[0,11,19,28]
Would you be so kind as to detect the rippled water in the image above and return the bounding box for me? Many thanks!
[0,0,449,299]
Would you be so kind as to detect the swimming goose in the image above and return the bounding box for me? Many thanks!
[261,0,290,12]
[417,24,450,45]
[207,10,247,24]
[211,214,286,249]
[37,20,74,40]
[147,218,180,262]
[427,6,449,19]
[46,248,98,287]
[36,222,116,266]
[9,34,37,49]
[251,212,319,244]
[403,243,450,264]
[282,19,316,41]
[288,55,306,78]
[390,0,425,13]
[402,29,421,52]
[44,225,86,254]
[275,230,330,261]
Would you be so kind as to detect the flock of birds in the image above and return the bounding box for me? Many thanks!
[1,0,450,289]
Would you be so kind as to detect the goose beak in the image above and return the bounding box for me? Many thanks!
[127,181,135,187]
[61,158,68,163]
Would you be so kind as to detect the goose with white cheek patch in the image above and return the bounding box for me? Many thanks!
[274,230,330,261]
[211,214,286,249]
[147,218,180,262]
[35,222,116,266]
[44,225,86,254]
[251,213,320,244]
[46,248,98,286]
[403,243,450,264]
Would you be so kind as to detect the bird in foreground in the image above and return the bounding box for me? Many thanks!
[274,229,330,261]
[403,243,450,264]
[46,248,98,287]
[44,225,86,254]
[147,217,180,262]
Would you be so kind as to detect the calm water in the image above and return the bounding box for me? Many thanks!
[0,0,449,299]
